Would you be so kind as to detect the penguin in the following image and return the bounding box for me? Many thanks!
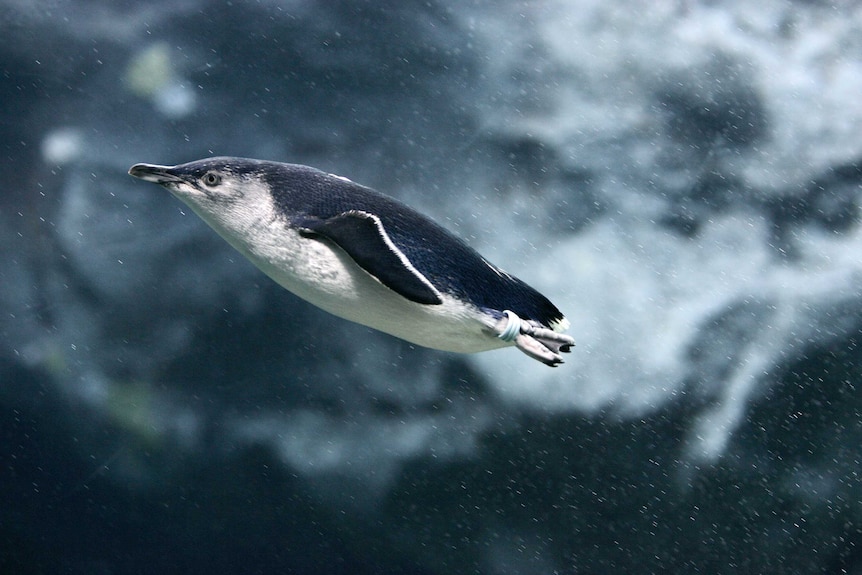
[128,157,575,366]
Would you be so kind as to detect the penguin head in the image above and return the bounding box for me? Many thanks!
[129,157,278,235]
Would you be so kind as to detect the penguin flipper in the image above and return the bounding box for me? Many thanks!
[298,210,443,305]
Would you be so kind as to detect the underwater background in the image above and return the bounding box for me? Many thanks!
[3,0,862,573]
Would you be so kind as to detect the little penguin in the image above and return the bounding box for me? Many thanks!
[128,157,575,366]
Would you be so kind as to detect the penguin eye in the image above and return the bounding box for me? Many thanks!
[202,172,221,187]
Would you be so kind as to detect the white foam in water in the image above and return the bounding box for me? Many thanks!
[40,127,83,165]
[153,81,197,119]
[473,211,862,461]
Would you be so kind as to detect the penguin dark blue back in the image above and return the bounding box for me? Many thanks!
[261,162,568,330]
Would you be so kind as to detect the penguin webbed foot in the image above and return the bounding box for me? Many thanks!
[495,311,575,367]
[516,322,575,367]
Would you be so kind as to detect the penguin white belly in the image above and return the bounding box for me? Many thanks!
[228,227,507,353]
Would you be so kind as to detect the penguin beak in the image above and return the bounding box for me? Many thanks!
[128,163,185,185]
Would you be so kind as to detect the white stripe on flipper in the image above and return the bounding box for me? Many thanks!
[347,210,442,301]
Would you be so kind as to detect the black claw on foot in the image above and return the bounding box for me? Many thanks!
[495,311,575,367]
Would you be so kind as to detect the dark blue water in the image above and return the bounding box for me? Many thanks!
[3,1,862,573]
